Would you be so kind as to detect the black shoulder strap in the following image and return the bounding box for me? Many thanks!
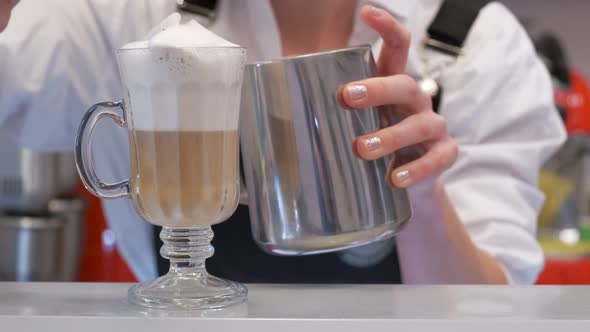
[177,0,219,24]
[426,0,491,57]
[423,0,491,112]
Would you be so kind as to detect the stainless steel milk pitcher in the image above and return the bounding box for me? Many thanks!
[240,46,412,255]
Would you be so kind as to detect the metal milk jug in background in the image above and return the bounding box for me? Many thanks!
[240,45,412,255]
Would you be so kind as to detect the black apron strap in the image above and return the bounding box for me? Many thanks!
[426,0,492,56]
[423,0,491,112]
[177,0,219,25]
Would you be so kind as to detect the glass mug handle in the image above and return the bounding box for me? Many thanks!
[75,101,130,198]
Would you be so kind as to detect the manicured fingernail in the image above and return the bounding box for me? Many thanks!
[371,6,382,17]
[364,136,382,151]
[394,170,411,186]
[347,85,367,100]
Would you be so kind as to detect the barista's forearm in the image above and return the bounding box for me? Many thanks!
[395,180,508,284]
[0,0,17,31]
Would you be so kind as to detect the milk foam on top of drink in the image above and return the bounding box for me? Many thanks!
[118,13,245,132]
[122,13,238,49]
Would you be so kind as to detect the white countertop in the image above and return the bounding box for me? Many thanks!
[1,283,589,331]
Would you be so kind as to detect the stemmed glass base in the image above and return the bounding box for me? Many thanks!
[128,227,247,310]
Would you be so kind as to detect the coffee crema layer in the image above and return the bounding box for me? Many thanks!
[129,130,240,228]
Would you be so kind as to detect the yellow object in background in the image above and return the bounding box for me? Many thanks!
[539,237,590,258]
[538,170,575,228]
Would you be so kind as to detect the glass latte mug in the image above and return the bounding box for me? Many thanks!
[75,46,247,310]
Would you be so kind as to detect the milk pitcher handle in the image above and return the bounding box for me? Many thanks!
[75,101,130,199]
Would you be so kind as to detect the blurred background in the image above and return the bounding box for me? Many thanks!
[502,0,590,284]
[0,0,589,284]
[506,0,590,79]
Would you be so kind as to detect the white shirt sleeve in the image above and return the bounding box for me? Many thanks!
[0,0,173,151]
[0,1,81,150]
[0,1,90,151]
[0,0,174,280]
[439,3,566,284]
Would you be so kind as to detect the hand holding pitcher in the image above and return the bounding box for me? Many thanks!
[341,6,458,189]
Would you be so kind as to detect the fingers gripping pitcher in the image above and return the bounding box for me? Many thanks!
[75,14,247,310]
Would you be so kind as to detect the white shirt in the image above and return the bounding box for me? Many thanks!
[0,0,566,284]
